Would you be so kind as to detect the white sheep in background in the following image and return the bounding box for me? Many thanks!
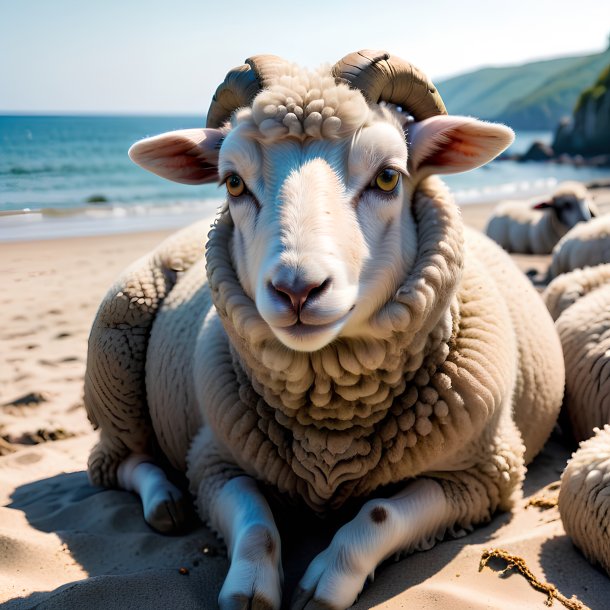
[548,214,610,279]
[544,271,610,443]
[84,50,564,609]
[543,262,610,321]
[543,267,610,576]
[559,425,610,577]
[485,181,597,254]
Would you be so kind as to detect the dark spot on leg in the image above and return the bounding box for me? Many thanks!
[370,506,387,523]
[264,530,275,555]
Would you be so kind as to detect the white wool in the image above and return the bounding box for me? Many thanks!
[548,213,610,279]
[245,64,370,141]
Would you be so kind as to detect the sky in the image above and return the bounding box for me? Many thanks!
[1,0,609,114]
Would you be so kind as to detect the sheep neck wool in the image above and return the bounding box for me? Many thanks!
[205,177,466,509]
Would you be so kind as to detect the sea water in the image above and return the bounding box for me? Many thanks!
[1,116,609,241]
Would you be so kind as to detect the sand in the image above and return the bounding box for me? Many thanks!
[2,192,610,609]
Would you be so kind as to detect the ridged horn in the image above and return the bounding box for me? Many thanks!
[331,50,446,120]
[206,54,291,128]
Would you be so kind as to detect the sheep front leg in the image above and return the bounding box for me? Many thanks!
[188,429,283,610]
[292,452,522,610]
[291,478,450,610]
[212,477,283,610]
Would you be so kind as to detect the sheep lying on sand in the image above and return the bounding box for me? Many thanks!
[485,181,597,254]
[544,271,610,442]
[548,213,610,279]
[543,262,610,321]
[543,268,610,576]
[559,425,610,577]
[85,51,564,609]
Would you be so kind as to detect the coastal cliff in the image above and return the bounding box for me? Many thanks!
[553,63,610,156]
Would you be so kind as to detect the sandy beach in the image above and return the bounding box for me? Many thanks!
[2,190,610,609]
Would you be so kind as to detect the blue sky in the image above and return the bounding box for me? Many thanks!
[1,0,609,114]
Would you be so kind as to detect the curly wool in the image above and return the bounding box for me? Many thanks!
[245,65,370,141]
[200,178,466,508]
[188,176,560,510]
[559,425,610,577]
[85,219,212,487]
[543,263,610,321]
[548,214,610,279]
[553,281,610,442]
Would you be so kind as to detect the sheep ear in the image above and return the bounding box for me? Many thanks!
[407,116,514,180]
[533,200,553,210]
[128,128,223,184]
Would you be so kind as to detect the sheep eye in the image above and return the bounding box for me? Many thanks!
[226,174,246,197]
[374,168,400,193]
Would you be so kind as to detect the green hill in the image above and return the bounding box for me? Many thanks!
[437,47,610,130]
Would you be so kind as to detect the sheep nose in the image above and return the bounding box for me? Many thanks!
[269,277,331,314]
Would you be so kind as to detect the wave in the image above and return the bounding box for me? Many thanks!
[1,162,131,177]
[0,198,224,242]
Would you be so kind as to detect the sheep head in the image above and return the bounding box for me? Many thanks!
[532,181,597,228]
[129,51,513,352]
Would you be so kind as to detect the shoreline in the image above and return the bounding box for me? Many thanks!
[3,178,610,243]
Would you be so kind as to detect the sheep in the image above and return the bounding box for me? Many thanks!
[543,268,610,443]
[559,425,610,577]
[543,262,610,321]
[547,213,610,279]
[84,50,565,609]
[485,181,597,254]
[543,267,610,576]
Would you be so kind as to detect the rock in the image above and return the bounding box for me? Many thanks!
[520,141,555,161]
[86,194,108,204]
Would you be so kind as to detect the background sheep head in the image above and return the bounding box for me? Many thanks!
[130,51,513,352]
[532,180,597,228]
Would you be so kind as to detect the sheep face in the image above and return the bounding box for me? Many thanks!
[552,193,595,227]
[129,64,514,353]
[219,113,417,351]
[534,182,596,228]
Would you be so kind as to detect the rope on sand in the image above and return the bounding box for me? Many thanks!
[479,548,588,610]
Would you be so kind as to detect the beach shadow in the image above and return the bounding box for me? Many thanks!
[7,471,227,610]
[522,433,570,497]
[538,535,610,609]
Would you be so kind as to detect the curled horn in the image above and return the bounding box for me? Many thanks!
[206,54,291,128]
[331,50,447,120]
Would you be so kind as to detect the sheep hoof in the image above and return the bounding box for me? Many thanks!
[291,544,357,610]
[143,488,188,534]
[218,522,282,610]
[117,457,189,534]
[291,586,339,610]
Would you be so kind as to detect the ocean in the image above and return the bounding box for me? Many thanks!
[1,115,610,242]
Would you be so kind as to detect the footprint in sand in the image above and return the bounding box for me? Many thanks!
[3,391,50,407]
[38,356,80,367]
